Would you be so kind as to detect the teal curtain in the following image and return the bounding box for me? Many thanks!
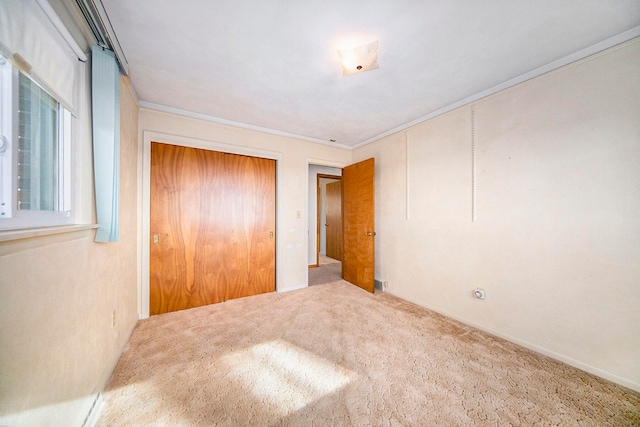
[92,45,120,242]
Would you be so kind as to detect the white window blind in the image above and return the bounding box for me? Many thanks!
[0,0,85,115]
[0,0,80,229]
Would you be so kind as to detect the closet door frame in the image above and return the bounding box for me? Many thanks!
[141,131,283,319]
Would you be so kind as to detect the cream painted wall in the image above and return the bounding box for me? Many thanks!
[353,39,640,391]
[0,76,140,425]
[138,110,352,301]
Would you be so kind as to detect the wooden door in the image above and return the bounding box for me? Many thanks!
[150,142,275,315]
[342,158,375,293]
[325,181,342,260]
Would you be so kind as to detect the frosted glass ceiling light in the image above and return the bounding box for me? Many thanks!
[337,41,379,75]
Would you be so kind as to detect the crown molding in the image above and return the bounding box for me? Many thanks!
[139,102,353,150]
[139,27,639,151]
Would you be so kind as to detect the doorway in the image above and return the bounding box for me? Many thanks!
[308,165,342,268]
[309,173,342,287]
[318,174,342,263]
[308,159,376,291]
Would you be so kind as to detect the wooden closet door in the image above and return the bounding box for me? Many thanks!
[222,152,276,301]
[150,142,275,315]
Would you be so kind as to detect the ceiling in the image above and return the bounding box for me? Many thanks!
[100,0,640,148]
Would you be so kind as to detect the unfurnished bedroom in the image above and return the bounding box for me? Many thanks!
[0,0,639,425]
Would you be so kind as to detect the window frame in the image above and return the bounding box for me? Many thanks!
[0,57,73,230]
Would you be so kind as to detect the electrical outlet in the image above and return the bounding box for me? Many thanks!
[473,288,486,300]
[112,310,116,328]
[383,281,389,289]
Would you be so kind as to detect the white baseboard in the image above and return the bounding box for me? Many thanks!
[278,283,308,293]
[82,393,104,427]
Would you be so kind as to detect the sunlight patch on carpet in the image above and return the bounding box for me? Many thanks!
[221,339,354,416]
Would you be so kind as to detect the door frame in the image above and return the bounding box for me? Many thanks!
[315,174,341,267]
[141,131,283,319]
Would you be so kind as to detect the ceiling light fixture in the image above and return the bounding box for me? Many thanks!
[337,40,379,76]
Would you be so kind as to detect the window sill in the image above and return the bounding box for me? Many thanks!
[0,224,98,243]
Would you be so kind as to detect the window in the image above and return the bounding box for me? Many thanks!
[0,55,72,229]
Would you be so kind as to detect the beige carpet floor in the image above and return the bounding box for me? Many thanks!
[308,259,342,286]
[98,281,640,426]
[318,255,340,266]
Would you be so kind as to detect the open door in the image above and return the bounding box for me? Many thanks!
[342,158,375,293]
[325,180,342,260]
